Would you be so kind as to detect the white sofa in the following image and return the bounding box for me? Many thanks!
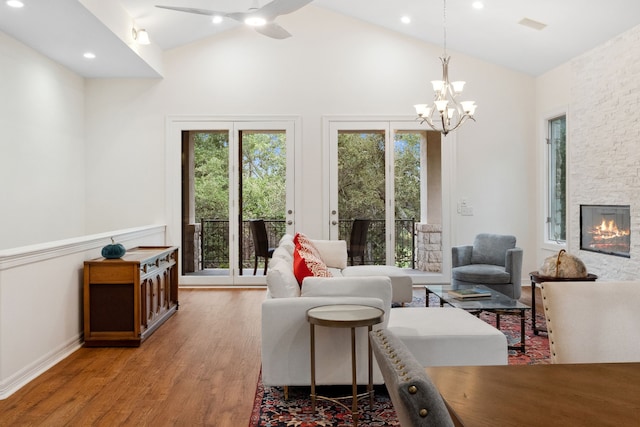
[266,234,413,303]
[261,234,508,387]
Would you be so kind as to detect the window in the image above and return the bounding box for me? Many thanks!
[547,115,566,243]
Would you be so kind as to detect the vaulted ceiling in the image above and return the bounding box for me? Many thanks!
[1,0,639,78]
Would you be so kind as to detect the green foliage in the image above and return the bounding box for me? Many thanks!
[550,116,566,242]
[338,132,386,219]
[337,131,422,266]
[193,132,229,220]
[193,131,286,221]
[337,131,421,221]
[394,132,421,220]
[241,132,286,220]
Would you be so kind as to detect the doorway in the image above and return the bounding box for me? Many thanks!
[327,119,441,267]
[169,117,299,285]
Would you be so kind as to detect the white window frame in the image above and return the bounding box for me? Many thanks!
[543,110,568,248]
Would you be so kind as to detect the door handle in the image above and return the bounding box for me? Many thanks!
[287,220,293,225]
[331,220,338,225]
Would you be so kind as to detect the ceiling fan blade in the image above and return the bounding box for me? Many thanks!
[254,22,292,39]
[258,0,313,20]
[155,5,224,17]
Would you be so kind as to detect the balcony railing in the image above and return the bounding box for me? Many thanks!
[200,219,415,271]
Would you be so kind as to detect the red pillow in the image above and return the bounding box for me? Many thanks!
[293,232,332,286]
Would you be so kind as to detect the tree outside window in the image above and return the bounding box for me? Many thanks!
[548,116,566,242]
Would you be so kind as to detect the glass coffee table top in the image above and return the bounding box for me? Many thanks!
[425,284,530,310]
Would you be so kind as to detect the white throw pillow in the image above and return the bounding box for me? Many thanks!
[266,258,300,298]
[310,239,348,269]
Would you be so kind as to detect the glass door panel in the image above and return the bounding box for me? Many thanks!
[178,119,296,285]
[393,130,424,268]
[337,130,386,265]
[239,130,288,276]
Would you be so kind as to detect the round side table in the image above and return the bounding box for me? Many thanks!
[306,304,384,427]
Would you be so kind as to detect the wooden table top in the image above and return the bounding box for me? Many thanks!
[425,363,640,427]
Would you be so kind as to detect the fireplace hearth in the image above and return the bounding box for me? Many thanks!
[580,204,630,258]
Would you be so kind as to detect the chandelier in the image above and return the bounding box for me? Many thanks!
[414,0,477,136]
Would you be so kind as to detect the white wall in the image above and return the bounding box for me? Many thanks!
[0,225,166,399]
[568,24,640,279]
[83,6,538,275]
[0,32,86,250]
[535,63,571,268]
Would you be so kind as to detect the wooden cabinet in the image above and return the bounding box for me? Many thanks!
[83,246,179,347]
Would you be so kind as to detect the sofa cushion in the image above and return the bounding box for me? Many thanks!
[451,264,511,284]
[278,234,295,256]
[266,258,300,298]
[310,239,348,269]
[293,233,332,285]
[471,234,516,266]
[272,245,292,264]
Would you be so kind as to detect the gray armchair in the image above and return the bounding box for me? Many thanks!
[451,233,523,299]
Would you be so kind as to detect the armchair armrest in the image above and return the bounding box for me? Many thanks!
[451,245,473,267]
[505,247,523,286]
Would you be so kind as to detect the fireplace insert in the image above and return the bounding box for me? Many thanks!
[580,204,630,258]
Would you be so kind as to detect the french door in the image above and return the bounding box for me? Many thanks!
[327,119,434,267]
[168,117,298,285]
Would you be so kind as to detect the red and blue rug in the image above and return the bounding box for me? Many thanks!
[250,290,550,427]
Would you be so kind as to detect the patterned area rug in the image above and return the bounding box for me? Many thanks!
[250,289,549,427]
[249,384,399,427]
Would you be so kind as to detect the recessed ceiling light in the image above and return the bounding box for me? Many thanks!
[6,0,24,8]
[472,1,484,9]
[401,16,411,24]
[83,52,96,59]
[212,15,223,24]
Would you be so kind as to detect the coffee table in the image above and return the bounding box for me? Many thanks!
[425,284,531,353]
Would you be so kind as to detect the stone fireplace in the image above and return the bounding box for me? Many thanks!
[580,205,630,258]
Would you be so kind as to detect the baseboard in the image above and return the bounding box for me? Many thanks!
[0,335,83,400]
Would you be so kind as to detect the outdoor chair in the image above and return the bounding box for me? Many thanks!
[347,219,370,266]
[451,233,523,299]
[249,219,275,275]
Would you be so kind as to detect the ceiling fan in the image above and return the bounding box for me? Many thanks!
[156,0,313,39]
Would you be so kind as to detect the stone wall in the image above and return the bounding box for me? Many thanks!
[416,223,442,272]
[569,23,640,279]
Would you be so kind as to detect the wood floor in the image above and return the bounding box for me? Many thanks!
[0,289,265,427]
[0,286,544,427]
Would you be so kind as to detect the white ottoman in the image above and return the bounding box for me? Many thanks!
[387,307,508,366]
[342,265,413,304]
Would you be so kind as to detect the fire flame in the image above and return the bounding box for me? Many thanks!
[589,218,630,246]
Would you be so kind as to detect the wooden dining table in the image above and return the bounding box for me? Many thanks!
[425,363,640,427]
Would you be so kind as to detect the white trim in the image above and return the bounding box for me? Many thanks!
[0,225,166,271]
[540,106,569,252]
[0,336,82,400]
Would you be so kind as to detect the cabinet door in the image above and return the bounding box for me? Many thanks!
[142,277,155,329]
[158,272,167,312]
